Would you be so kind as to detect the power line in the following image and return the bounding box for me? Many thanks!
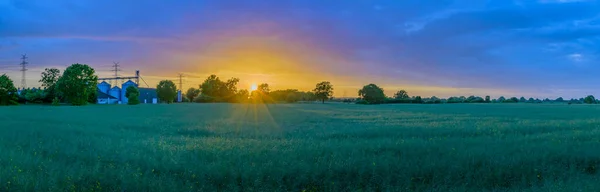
[20,54,28,89]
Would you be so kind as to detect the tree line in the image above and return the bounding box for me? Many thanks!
[161,74,334,104]
[1,65,598,106]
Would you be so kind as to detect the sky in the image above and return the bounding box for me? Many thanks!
[1,0,599,99]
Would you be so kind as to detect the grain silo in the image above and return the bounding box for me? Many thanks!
[109,86,121,101]
[121,80,137,104]
[98,81,111,94]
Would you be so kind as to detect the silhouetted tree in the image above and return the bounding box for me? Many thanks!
[185,88,200,102]
[358,84,386,104]
[313,81,334,104]
[394,90,409,99]
[485,96,491,103]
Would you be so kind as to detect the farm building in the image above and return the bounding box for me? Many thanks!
[97,80,157,104]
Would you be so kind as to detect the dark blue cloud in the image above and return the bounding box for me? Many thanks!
[1,0,600,98]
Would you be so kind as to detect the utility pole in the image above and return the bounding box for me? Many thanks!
[19,54,28,89]
[177,73,185,91]
[111,62,121,86]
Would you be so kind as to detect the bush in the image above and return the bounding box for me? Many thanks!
[355,100,369,105]
[193,94,214,103]
[52,97,60,106]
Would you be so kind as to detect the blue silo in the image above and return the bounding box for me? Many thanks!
[121,80,138,104]
[109,86,121,102]
[98,81,111,94]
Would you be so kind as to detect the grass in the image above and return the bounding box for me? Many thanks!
[1,103,600,191]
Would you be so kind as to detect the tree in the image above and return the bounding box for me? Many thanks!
[235,89,250,103]
[313,81,334,104]
[519,97,527,103]
[126,86,140,105]
[198,75,240,102]
[555,97,564,102]
[25,88,44,103]
[40,68,61,88]
[0,74,18,105]
[394,90,409,99]
[584,95,596,104]
[56,64,98,106]
[258,83,270,94]
[485,96,491,103]
[157,80,177,104]
[40,68,61,102]
[528,98,535,103]
[498,96,506,103]
[185,87,200,102]
[414,96,423,103]
[358,84,386,104]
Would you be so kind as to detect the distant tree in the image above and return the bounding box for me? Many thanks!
[258,83,270,94]
[508,97,519,103]
[157,80,177,104]
[235,89,249,103]
[519,97,527,103]
[394,90,409,99]
[485,96,491,103]
[126,86,140,105]
[0,74,18,106]
[25,88,44,103]
[185,87,200,102]
[313,81,334,104]
[40,68,61,102]
[358,84,386,104]
[543,98,551,103]
[498,96,506,103]
[414,96,423,103]
[469,96,484,103]
[555,97,564,102]
[584,95,596,104]
[40,68,61,88]
[198,75,240,102]
[528,98,535,103]
[56,64,98,106]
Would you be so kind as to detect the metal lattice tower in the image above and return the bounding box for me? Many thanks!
[111,62,121,86]
[178,73,185,91]
[19,54,28,89]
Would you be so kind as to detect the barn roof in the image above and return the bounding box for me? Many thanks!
[97,90,117,99]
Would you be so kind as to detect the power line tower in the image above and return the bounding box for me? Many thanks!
[19,54,28,89]
[110,62,121,86]
[177,73,185,91]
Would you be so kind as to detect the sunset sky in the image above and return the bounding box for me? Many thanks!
[1,0,599,99]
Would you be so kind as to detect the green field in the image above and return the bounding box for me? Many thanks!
[1,103,600,191]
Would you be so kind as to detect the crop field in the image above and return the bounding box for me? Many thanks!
[1,103,600,191]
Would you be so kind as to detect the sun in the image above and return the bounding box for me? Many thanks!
[250,83,258,91]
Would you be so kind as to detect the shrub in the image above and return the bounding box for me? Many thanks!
[355,100,369,105]
[193,94,214,103]
[52,97,60,106]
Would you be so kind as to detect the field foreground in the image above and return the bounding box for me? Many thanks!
[1,103,600,191]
